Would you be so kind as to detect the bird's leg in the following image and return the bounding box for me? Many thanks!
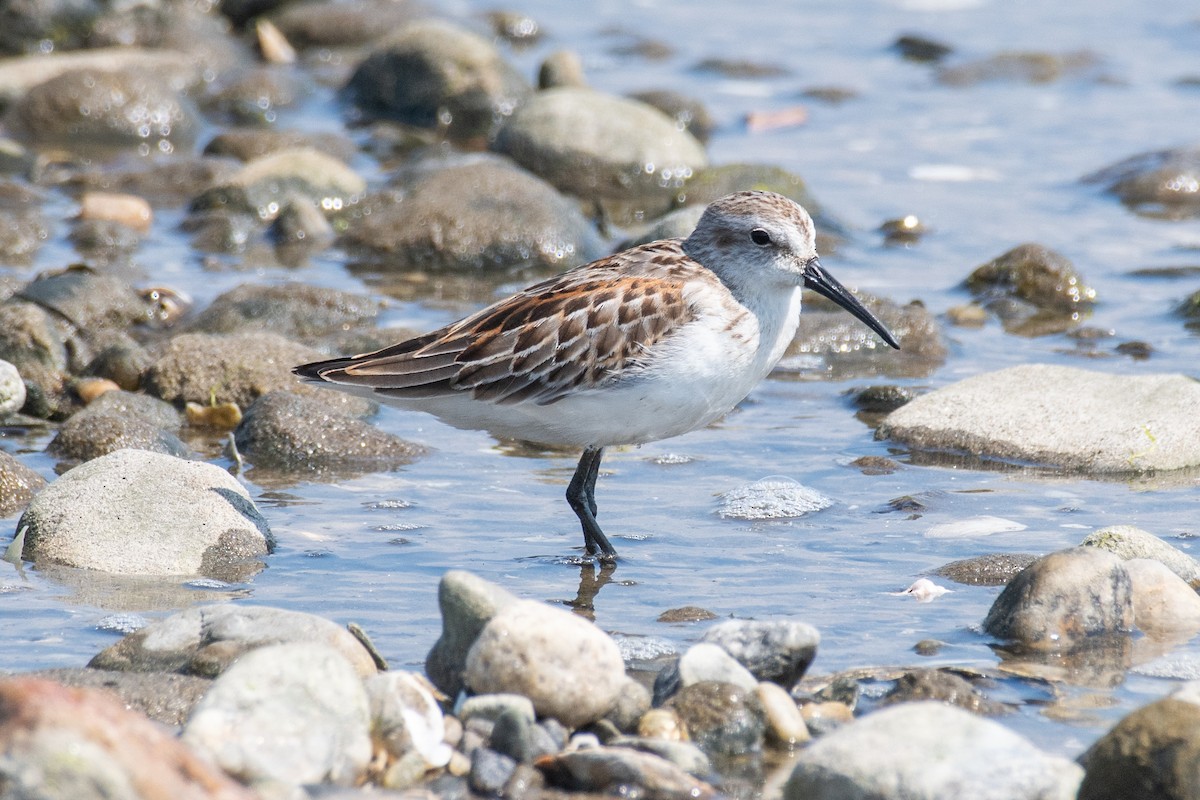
[566,447,617,559]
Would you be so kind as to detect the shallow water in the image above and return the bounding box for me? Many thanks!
[3,0,1200,764]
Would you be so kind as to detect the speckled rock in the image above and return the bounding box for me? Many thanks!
[0,450,46,516]
[426,570,521,697]
[879,365,1200,472]
[0,676,256,800]
[664,681,766,760]
[186,283,382,341]
[932,553,1040,586]
[879,668,1009,716]
[937,50,1101,87]
[190,147,366,220]
[700,619,820,688]
[492,87,707,204]
[342,157,605,271]
[19,449,273,578]
[344,19,531,138]
[786,702,1082,800]
[47,411,190,465]
[89,602,377,677]
[182,642,372,787]
[964,243,1097,334]
[464,599,627,728]
[27,667,212,728]
[982,547,1133,650]
[1081,525,1200,586]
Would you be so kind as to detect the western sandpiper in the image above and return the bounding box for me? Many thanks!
[295,191,899,558]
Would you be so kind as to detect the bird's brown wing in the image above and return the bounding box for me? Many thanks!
[295,243,698,405]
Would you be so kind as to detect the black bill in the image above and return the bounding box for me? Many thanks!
[803,257,901,349]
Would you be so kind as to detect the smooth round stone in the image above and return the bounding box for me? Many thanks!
[653,642,758,706]
[469,748,517,796]
[539,747,718,799]
[47,412,190,464]
[983,547,1133,650]
[456,693,536,726]
[186,282,381,340]
[1083,146,1200,217]
[0,358,24,416]
[190,147,366,220]
[664,681,766,759]
[785,702,1082,800]
[966,242,1096,314]
[607,735,712,778]
[607,677,652,733]
[426,570,520,697]
[756,681,810,746]
[464,599,627,729]
[1081,525,1200,586]
[700,619,821,688]
[183,642,372,787]
[1122,558,1200,638]
[19,449,272,579]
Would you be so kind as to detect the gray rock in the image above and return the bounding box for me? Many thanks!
[0,301,69,417]
[879,668,1009,715]
[9,67,200,150]
[785,702,1082,800]
[202,65,299,127]
[0,676,256,800]
[881,364,1200,472]
[491,707,534,763]
[0,47,202,108]
[204,128,359,163]
[47,412,190,464]
[932,553,1040,586]
[19,449,272,578]
[700,619,820,688]
[342,156,606,271]
[187,283,381,341]
[71,154,240,207]
[983,547,1134,650]
[0,358,24,416]
[937,50,1101,87]
[653,643,758,706]
[0,450,46,516]
[469,748,518,796]
[345,19,531,138]
[664,681,766,760]
[75,389,182,432]
[426,570,520,696]
[190,147,366,221]
[367,671,453,770]
[1081,525,1200,586]
[608,736,712,779]
[268,0,425,50]
[464,599,627,729]
[457,693,536,726]
[964,243,1097,335]
[82,344,153,392]
[182,642,372,786]
[630,90,715,144]
[143,331,371,415]
[1083,146,1200,219]
[235,390,425,479]
[539,747,719,800]
[717,478,831,520]
[619,205,706,249]
[89,602,378,678]
[492,87,707,203]
[1123,558,1200,638]
[0,206,46,265]
[28,667,211,727]
[607,677,652,733]
[270,198,335,250]
[1078,683,1200,800]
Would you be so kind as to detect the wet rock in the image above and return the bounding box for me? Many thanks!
[0,450,45,515]
[846,384,916,414]
[1122,558,1200,638]
[0,302,68,415]
[0,676,256,800]
[756,681,810,746]
[8,67,200,151]
[47,411,191,464]
[492,87,707,207]
[491,707,535,763]
[699,618,820,688]
[1078,686,1200,800]
[342,156,605,271]
[368,671,453,776]
[785,702,1083,800]
[965,243,1097,333]
[879,364,1200,472]
[75,389,183,432]
[344,19,531,138]
[182,642,373,787]
[186,283,382,341]
[619,205,706,249]
[143,331,371,415]
[69,218,141,266]
[204,128,358,163]
[629,90,715,144]
[982,547,1133,650]
[539,49,587,89]
[652,643,758,706]
[538,746,719,800]
[938,49,1101,86]
[892,34,953,63]
[609,735,711,777]
[789,294,946,380]
[201,65,298,126]
[270,198,335,250]
[1081,524,1200,586]
[235,390,426,478]
[880,668,1009,715]
[0,358,24,416]
[799,701,853,737]
[470,748,518,795]
[268,0,425,49]
[657,605,717,623]
[717,478,831,519]
[0,47,202,106]
[665,681,766,760]
[89,602,377,677]
[69,154,240,207]
[1083,146,1200,219]
[190,147,366,220]
[932,553,1039,586]
[28,667,211,727]
[426,570,521,696]
[19,449,273,578]
[0,204,46,264]
[465,598,627,728]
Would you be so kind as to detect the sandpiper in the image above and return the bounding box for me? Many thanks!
[295,191,899,559]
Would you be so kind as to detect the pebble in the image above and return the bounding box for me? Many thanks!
[785,702,1083,800]
[426,570,520,697]
[183,642,373,787]
[982,547,1134,650]
[653,642,759,705]
[932,553,1040,586]
[880,364,1200,472]
[879,668,1009,716]
[638,708,688,741]
[664,681,766,760]
[469,748,518,796]
[699,618,821,688]
[799,700,854,736]
[608,735,712,778]
[18,449,273,579]
[78,191,153,233]
[1083,145,1200,217]
[0,358,26,416]
[537,746,720,800]
[755,681,810,746]
[464,598,627,728]
[457,693,537,726]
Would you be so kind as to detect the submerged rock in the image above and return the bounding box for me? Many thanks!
[1080,525,1200,586]
[964,243,1097,334]
[879,364,1200,472]
[1083,146,1200,219]
[0,450,46,516]
[932,553,1040,586]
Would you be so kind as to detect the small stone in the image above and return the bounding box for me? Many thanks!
[638,709,687,741]
[799,701,853,736]
[756,681,810,746]
[606,676,652,733]
[717,478,831,520]
[79,191,152,234]
[539,49,586,89]
[880,668,1009,715]
[932,553,1040,586]
[0,451,46,516]
[892,34,954,63]
[664,681,766,760]
[947,302,989,326]
[700,618,820,688]
[653,642,758,706]
[457,693,537,726]
[470,748,517,796]
[426,570,521,697]
[657,606,717,623]
[537,746,719,800]
[491,708,534,763]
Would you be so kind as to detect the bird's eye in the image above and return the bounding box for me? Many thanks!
[750,228,772,246]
